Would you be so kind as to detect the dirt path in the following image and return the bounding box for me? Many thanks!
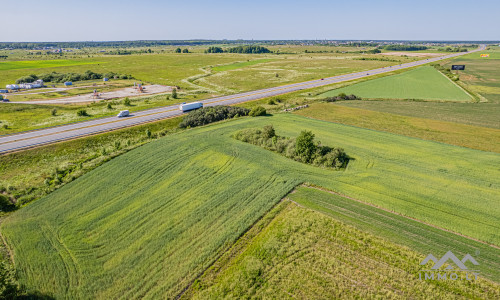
[11,85,173,104]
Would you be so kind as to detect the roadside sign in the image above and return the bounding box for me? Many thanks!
[451,65,465,70]
[480,54,489,57]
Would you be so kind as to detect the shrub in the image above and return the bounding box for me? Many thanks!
[324,93,360,102]
[77,109,89,117]
[0,195,14,211]
[146,129,152,138]
[249,106,266,117]
[295,130,316,163]
[171,88,178,99]
[267,99,276,105]
[51,108,57,116]
[123,97,131,106]
[107,103,113,109]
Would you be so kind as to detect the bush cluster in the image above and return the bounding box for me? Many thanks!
[179,105,250,128]
[432,64,459,81]
[249,106,266,117]
[15,70,133,84]
[234,125,349,169]
[323,93,360,102]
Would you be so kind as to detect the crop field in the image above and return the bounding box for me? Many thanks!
[320,66,472,101]
[187,202,500,299]
[294,102,500,152]
[289,186,500,282]
[1,113,498,298]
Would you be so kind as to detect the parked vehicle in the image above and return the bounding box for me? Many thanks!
[117,110,130,118]
[179,102,203,112]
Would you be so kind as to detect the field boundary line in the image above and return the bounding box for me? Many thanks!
[301,184,500,250]
[0,224,15,266]
[175,190,297,299]
[434,67,476,102]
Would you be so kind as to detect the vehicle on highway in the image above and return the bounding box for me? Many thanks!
[180,102,203,112]
[321,78,324,80]
[117,110,130,118]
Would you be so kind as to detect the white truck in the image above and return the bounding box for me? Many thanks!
[117,110,130,118]
[179,102,203,112]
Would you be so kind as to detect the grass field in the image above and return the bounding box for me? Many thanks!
[334,48,500,129]
[187,201,499,299]
[0,59,101,71]
[320,66,472,102]
[197,55,405,93]
[1,113,498,298]
[0,54,258,89]
[294,102,500,152]
[211,59,274,72]
[289,186,500,282]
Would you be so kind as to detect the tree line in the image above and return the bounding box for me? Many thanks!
[15,70,133,84]
[383,45,428,51]
[205,45,271,54]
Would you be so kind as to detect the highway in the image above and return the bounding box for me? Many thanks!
[0,45,485,154]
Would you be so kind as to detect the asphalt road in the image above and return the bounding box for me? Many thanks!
[0,45,485,154]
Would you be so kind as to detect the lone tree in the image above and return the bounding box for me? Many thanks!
[175,48,182,53]
[295,130,316,163]
[171,88,178,99]
[182,48,189,53]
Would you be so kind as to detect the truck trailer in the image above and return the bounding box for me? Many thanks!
[179,102,203,112]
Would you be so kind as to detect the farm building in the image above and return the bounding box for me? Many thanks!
[64,81,73,86]
[6,84,19,90]
[103,78,109,82]
[0,89,8,93]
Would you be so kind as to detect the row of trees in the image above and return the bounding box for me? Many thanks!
[15,70,133,84]
[179,105,250,128]
[205,45,271,54]
[234,125,349,169]
[438,47,468,52]
[383,45,428,51]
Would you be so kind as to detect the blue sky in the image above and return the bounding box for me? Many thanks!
[1,0,498,42]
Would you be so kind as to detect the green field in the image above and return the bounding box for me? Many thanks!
[458,47,500,59]
[335,54,500,129]
[0,59,101,71]
[187,201,499,299]
[294,102,500,152]
[2,113,499,298]
[289,186,500,282]
[320,66,473,102]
